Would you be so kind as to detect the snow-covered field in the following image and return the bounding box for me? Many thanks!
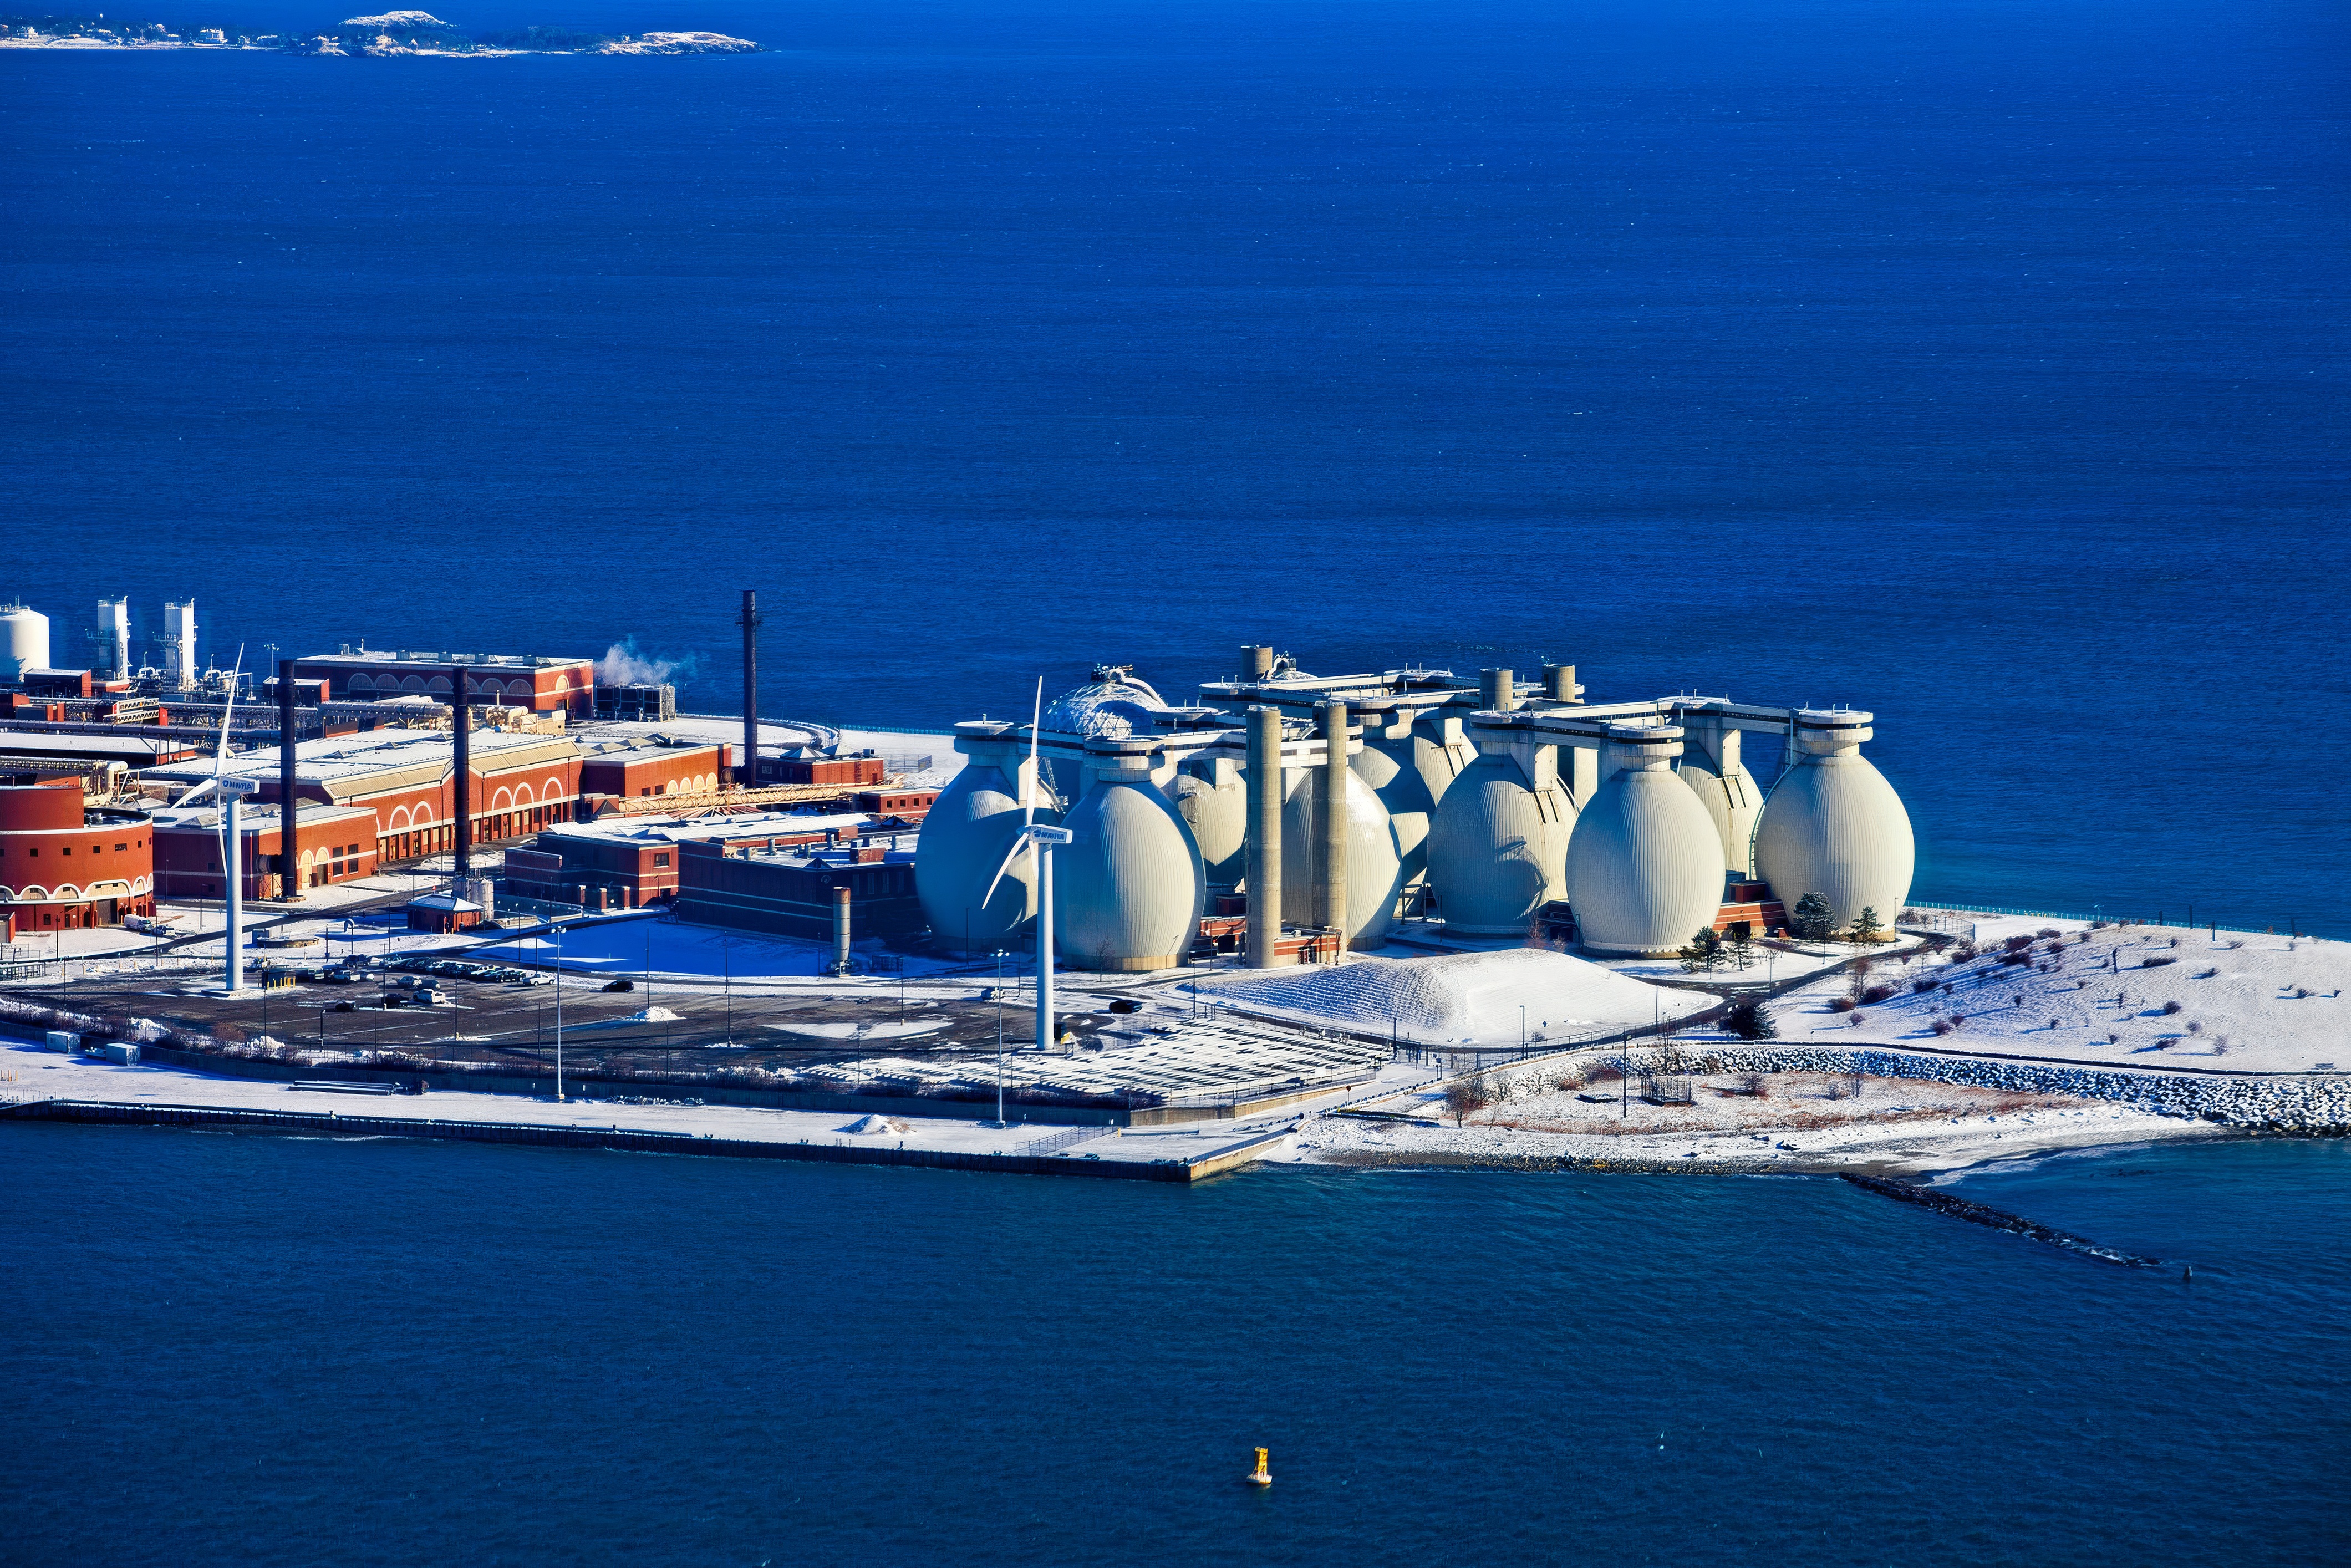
[1774,924,2349,1075]
[1197,948,1712,1045]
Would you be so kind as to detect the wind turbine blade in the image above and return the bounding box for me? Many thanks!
[1024,676,1043,826]
[980,825,1032,912]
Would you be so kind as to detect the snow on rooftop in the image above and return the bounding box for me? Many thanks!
[1207,948,1711,1045]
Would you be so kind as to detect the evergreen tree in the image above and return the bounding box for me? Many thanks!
[1792,891,1836,941]
[1724,995,1777,1039]
[1724,919,1755,970]
[1677,926,1724,975]
[1848,905,1884,943]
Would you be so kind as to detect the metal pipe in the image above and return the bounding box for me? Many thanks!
[1320,699,1349,944]
[450,668,471,882]
[277,657,299,899]
[831,883,853,974]
[1245,704,1283,967]
[737,589,762,788]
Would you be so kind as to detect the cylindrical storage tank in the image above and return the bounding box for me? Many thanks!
[914,721,1060,954]
[1424,726,1571,935]
[1281,745,1401,947]
[1755,710,1914,933]
[1168,754,1247,890]
[1,604,52,680]
[1056,740,1205,971]
[1564,724,1726,956]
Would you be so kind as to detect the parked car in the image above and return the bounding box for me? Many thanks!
[602,979,635,994]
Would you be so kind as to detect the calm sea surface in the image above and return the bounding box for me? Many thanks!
[3,0,2347,929]
[3,10,2347,1556]
[2,1125,2346,1566]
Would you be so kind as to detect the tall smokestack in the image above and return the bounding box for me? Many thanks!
[1480,667,1517,711]
[1241,644,1273,681]
[451,666,471,882]
[1245,704,1287,968]
[1319,700,1350,943]
[1542,663,1579,703]
[828,883,854,975]
[277,658,300,900]
[738,589,761,788]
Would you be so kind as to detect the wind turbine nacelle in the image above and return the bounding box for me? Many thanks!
[1030,826,1075,846]
[218,777,259,798]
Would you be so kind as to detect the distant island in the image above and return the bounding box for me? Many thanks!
[0,9,761,53]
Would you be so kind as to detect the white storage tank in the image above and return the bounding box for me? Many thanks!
[914,721,1060,954]
[1055,739,1205,971]
[1168,754,1247,891]
[163,600,197,689]
[1755,710,1915,934]
[1355,708,1473,900]
[1676,717,1763,877]
[1424,724,1573,935]
[1037,666,1170,804]
[1,603,52,681]
[1564,723,1726,956]
[1280,750,1402,948]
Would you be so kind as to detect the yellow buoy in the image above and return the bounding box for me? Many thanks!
[1246,1447,1271,1486]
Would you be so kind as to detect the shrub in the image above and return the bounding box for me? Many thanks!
[1861,984,1895,1004]
[2161,1000,2182,1016]
[2037,928,2061,939]
[1587,1061,1624,1083]
[2108,1032,2122,1045]
[1931,1019,1956,1036]
[1443,1077,1495,1128]
[2187,1020,2202,1034]
[1828,996,1857,1014]
[1914,978,1938,994]
[2003,934,2035,953]
[213,1021,246,1044]
[1741,1072,1769,1099]
[1551,1067,1585,1092]
[2001,949,2031,966]
[1849,1012,1867,1027]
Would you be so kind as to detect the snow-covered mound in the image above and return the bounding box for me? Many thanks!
[570,1005,683,1030]
[342,10,447,25]
[1211,948,1709,1045]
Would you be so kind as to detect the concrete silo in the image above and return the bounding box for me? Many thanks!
[914,720,1060,954]
[1564,723,1727,956]
[1755,710,1914,934]
[1056,738,1207,971]
[1169,753,1248,892]
[1354,707,1473,905]
[1281,706,1402,948]
[1675,712,1763,877]
[1425,721,1573,935]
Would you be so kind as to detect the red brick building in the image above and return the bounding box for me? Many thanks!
[150,801,382,901]
[578,740,730,802]
[0,779,155,939]
[292,649,597,716]
[503,808,904,911]
[674,838,924,942]
[143,730,585,866]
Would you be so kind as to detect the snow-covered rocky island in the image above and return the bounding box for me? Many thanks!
[0,11,761,54]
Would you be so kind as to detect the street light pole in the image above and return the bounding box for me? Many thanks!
[554,924,565,1102]
[993,948,1008,1127]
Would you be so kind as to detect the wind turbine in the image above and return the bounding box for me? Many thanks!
[981,679,1072,1066]
[171,646,253,995]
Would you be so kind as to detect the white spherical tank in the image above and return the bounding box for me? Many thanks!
[1280,758,1402,947]
[1424,729,1573,935]
[1755,710,1914,933]
[1168,756,1247,890]
[914,721,1059,954]
[1355,710,1473,898]
[1056,741,1206,971]
[1037,666,1170,805]
[1,604,52,681]
[1565,724,1727,956]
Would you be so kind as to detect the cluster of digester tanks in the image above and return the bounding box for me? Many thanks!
[914,652,1914,970]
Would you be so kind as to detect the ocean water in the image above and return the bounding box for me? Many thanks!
[2,0,2347,930]
[1,1124,2345,1566]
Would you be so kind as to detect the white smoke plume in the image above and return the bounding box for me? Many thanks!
[598,638,695,687]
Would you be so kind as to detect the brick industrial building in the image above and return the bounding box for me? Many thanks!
[674,837,923,943]
[290,649,598,716]
[502,806,922,912]
[0,778,155,940]
[149,800,383,902]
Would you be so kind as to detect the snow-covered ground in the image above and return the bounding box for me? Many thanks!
[469,915,970,984]
[1193,948,1712,1046]
[1772,924,2349,1075]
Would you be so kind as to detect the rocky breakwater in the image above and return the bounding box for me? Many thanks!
[1571,1042,2351,1136]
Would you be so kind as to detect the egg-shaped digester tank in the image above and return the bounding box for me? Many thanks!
[1168,754,1247,891]
[1424,725,1573,935]
[1055,740,1206,971]
[1280,753,1402,948]
[1564,724,1727,956]
[1036,665,1170,805]
[1754,710,1914,933]
[1675,718,1763,877]
[914,721,1060,954]
[1354,709,1473,900]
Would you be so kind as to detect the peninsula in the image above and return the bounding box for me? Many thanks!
[0,9,761,54]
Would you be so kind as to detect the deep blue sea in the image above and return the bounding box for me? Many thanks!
[4,8,2348,1557]
[3,0,2347,929]
[2,1124,2347,1566]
